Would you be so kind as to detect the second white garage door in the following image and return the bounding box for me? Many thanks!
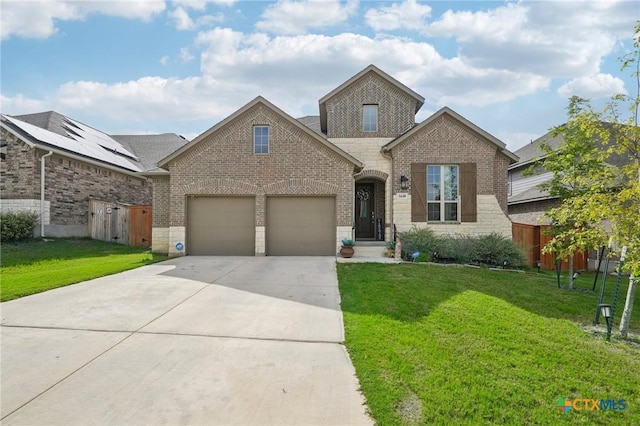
[266,196,336,256]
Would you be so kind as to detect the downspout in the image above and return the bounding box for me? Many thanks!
[40,150,53,237]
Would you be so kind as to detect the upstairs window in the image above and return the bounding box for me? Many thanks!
[363,105,378,132]
[253,126,269,154]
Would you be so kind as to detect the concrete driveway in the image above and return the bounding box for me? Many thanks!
[1,257,371,425]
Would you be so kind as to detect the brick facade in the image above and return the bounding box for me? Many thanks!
[325,73,418,138]
[151,67,516,254]
[1,127,151,232]
[1,130,38,199]
[391,114,510,212]
[164,101,355,235]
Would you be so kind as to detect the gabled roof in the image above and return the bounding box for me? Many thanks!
[158,96,363,170]
[15,111,138,159]
[509,121,635,170]
[318,64,425,133]
[382,107,519,162]
[112,134,190,173]
[1,114,143,173]
[509,131,564,170]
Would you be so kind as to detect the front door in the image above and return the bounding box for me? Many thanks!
[355,183,375,239]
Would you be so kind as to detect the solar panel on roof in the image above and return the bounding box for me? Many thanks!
[63,117,139,160]
[3,115,142,172]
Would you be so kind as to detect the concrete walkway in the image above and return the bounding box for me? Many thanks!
[1,257,371,425]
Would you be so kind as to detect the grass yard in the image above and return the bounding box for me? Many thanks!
[1,238,167,302]
[337,263,640,425]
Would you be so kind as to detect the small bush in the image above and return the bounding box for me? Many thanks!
[1,211,39,242]
[474,232,527,267]
[399,226,442,261]
[399,228,527,267]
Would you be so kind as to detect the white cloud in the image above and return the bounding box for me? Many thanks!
[256,0,358,35]
[169,5,224,30]
[160,55,170,65]
[426,0,636,77]
[169,6,194,30]
[365,0,432,32]
[1,0,165,40]
[558,74,628,99]
[172,0,236,10]
[180,47,195,62]
[194,29,549,108]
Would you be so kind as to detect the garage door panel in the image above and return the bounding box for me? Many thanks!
[187,197,255,256]
[266,197,335,256]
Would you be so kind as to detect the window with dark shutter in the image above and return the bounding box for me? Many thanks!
[411,163,427,222]
[460,163,477,222]
[410,162,477,223]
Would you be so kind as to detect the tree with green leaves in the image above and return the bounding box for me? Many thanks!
[540,21,639,336]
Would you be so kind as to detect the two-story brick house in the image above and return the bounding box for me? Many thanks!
[150,65,518,256]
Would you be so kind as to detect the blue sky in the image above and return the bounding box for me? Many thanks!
[1,0,638,152]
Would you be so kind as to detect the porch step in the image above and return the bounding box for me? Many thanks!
[353,244,391,258]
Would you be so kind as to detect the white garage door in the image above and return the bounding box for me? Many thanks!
[187,196,255,255]
[266,196,336,256]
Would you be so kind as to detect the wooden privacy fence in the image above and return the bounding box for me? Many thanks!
[512,222,588,270]
[89,200,152,247]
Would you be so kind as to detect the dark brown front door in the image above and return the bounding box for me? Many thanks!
[355,183,375,239]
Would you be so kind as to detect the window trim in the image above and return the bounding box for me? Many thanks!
[426,164,460,223]
[253,125,269,154]
[362,104,378,132]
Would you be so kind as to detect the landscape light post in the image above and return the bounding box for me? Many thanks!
[599,304,613,341]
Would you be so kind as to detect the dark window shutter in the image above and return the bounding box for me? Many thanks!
[460,163,477,222]
[411,163,427,222]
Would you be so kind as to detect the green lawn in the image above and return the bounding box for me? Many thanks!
[1,238,167,301]
[337,263,639,425]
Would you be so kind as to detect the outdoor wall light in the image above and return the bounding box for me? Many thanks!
[400,175,409,190]
[599,303,612,341]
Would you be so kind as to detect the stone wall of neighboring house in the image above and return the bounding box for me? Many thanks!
[1,128,151,237]
[163,102,355,255]
[325,73,418,138]
[390,114,513,237]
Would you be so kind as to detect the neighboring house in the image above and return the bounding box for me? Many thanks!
[508,125,631,225]
[150,65,518,256]
[0,111,187,237]
[507,125,631,269]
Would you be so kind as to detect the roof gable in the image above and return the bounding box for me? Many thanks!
[318,65,425,133]
[158,96,363,169]
[382,107,519,162]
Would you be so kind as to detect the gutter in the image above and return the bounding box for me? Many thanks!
[40,150,53,237]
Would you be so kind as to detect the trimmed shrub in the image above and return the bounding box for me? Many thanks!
[399,226,443,261]
[1,212,39,242]
[399,228,527,267]
[473,232,527,267]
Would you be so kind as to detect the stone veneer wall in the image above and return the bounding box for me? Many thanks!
[162,102,356,255]
[394,194,512,237]
[330,137,393,240]
[1,128,152,236]
[325,73,418,138]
